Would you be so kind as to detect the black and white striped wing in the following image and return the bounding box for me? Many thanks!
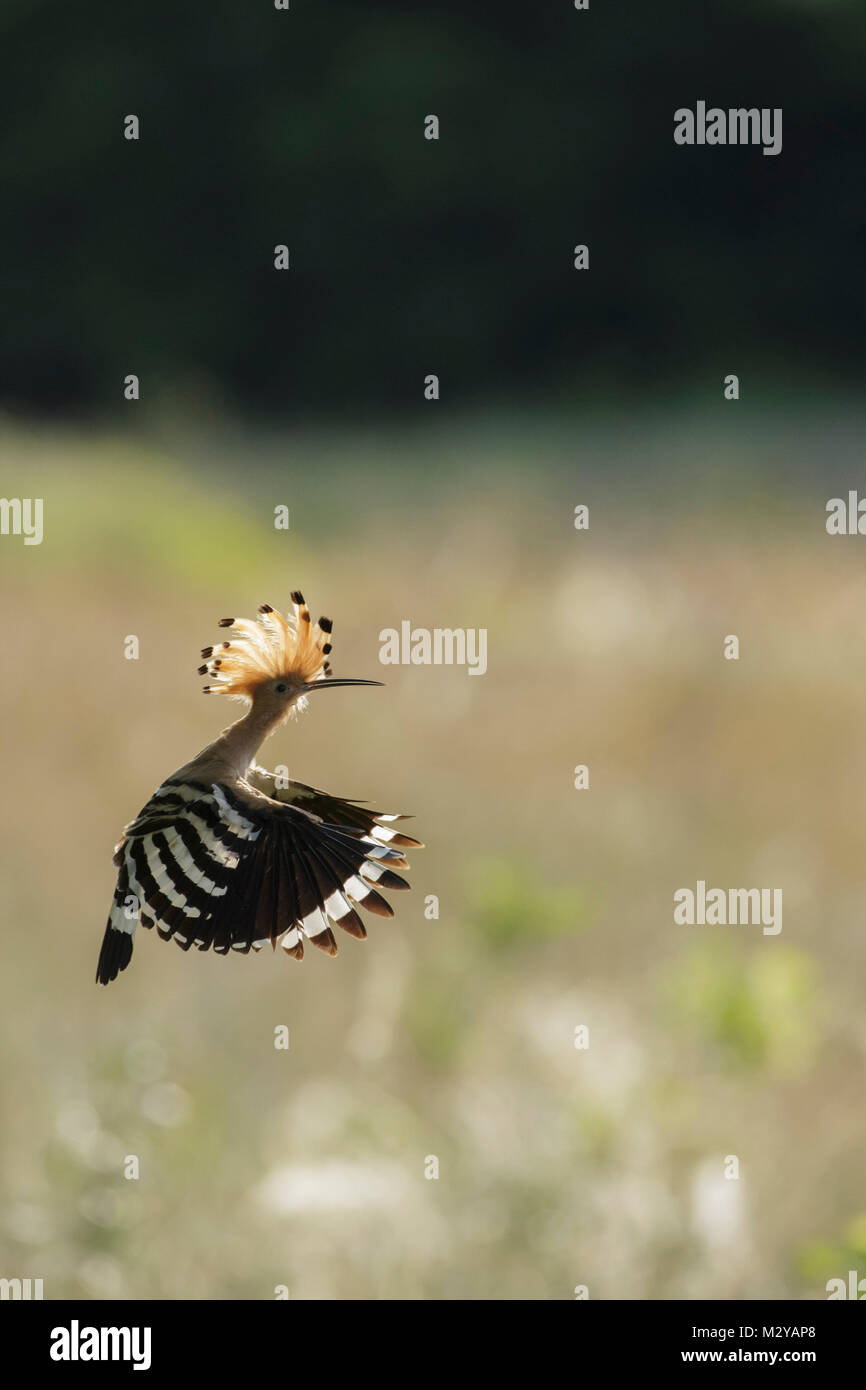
[246,765,424,852]
[95,778,415,984]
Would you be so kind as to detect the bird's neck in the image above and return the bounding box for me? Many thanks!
[197,702,288,781]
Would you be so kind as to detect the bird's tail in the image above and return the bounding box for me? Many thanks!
[95,920,133,985]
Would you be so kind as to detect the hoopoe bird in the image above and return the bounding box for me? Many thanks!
[96,593,422,984]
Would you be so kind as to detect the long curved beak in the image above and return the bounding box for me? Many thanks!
[302,678,384,690]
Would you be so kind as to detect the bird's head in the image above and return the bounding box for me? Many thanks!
[198,592,381,721]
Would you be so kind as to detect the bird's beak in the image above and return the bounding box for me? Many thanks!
[302,678,384,690]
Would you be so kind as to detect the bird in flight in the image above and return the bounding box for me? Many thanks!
[96,593,422,984]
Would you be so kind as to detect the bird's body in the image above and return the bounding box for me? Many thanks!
[96,594,421,985]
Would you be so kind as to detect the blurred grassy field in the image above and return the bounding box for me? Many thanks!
[2,404,866,1300]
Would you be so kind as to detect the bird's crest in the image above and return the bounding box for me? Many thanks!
[198,592,333,698]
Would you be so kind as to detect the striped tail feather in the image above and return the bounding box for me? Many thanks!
[95,918,134,985]
[95,855,137,984]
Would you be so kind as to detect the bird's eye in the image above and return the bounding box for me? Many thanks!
[275,682,288,694]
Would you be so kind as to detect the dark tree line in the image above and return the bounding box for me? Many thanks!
[0,0,862,419]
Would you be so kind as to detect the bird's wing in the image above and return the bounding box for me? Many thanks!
[246,763,424,850]
[96,776,415,984]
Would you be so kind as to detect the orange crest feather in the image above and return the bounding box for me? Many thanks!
[198,593,334,698]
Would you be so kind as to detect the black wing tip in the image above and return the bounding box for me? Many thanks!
[95,927,133,986]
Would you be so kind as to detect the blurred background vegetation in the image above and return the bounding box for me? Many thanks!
[1,1,864,1300]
